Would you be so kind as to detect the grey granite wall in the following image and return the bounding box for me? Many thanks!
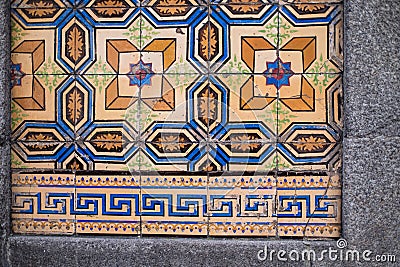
[0,0,399,266]
[341,0,400,262]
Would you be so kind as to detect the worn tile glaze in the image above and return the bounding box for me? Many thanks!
[11,0,342,237]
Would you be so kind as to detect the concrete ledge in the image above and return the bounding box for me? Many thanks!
[8,236,338,267]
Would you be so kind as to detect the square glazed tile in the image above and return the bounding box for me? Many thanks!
[13,75,86,141]
[138,75,209,169]
[78,8,142,75]
[212,74,278,138]
[77,74,139,140]
[75,174,141,234]
[278,3,343,72]
[11,172,76,234]
[141,6,208,74]
[210,74,278,172]
[212,4,280,74]
[208,174,277,236]
[11,11,75,75]
[11,74,70,138]
[277,74,342,136]
[277,174,341,237]
[140,174,208,235]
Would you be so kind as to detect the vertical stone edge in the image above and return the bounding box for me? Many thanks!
[342,0,400,264]
[0,0,11,266]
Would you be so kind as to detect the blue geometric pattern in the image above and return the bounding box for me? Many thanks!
[263,58,294,89]
[10,0,343,237]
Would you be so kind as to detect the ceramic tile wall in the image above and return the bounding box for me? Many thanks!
[11,0,342,237]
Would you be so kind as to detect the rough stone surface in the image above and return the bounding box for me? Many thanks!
[344,0,400,138]
[1,0,400,266]
[342,138,400,253]
[0,143,10,267]
[0,0,11,266]
[9,236,340,267]
[0,0,10,142]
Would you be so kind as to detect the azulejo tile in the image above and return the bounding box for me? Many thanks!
[278,3,343,72]
[212,3,279,74]
[277,174,341,237]
[276,74,342,171]
[11,0,343,237]
[208,174,277,236]
[75,174,141,234]
[11,11,75,75]
[11,173,76,234]
[78,8,142,74]
[11,74,69,137]
[140,174,208,235]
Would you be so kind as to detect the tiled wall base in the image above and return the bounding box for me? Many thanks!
[10,0,343,238]
[12,173,341,237]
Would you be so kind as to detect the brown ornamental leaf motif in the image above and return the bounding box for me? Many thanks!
[68,159,82,170]
[92,133,123,151]
[199,91,216,124]
[94,0,127,16]
[26,1,57,17]
[230,135,261,152]
[156,0,188,15]
[24,133,57,150]
[229,0,262,13]
[294,3,326,12]
[66,25,85,63]
[155,135,187,152]
[293,136,327,152]
[25,133,55,142]
[67,89,84,124]
[199,25,217,60]
[202,164,215,172]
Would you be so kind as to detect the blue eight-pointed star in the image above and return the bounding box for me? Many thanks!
[127,59,154,86]
[263,58,294,90]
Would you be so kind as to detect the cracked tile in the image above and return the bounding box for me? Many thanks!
[11,0,342,237]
